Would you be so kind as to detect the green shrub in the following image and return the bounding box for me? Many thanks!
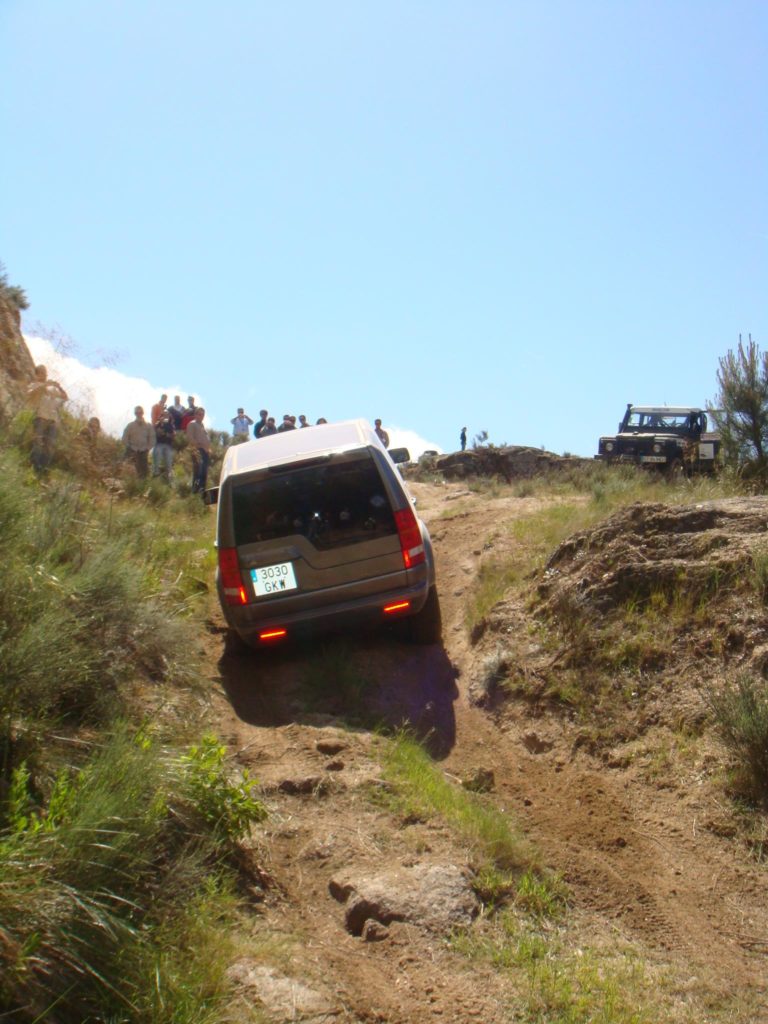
[0,727,267,1022]
[750,546,768,603]
[706,674,768,802]
[182,734,266,842]
[0,450,198,719]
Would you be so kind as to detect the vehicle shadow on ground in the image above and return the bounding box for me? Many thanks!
[217,628,459,758]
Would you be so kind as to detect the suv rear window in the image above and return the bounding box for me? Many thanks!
[232,452,397,550]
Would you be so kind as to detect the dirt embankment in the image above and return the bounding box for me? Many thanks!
[206,482,768,1024]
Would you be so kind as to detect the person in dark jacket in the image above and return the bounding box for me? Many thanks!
[153,411,175,483]
[253,409,269,437]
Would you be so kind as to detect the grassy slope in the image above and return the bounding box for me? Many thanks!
[0,439,266,1024]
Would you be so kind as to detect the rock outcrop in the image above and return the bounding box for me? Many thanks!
[537,497,768,617]
[433,447,588,481]
[0,295,35,422]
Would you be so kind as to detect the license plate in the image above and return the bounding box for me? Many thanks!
[640,455,666,463]
[251,562,298,597]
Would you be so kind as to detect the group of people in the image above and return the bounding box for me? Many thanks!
[25,368,392,494]
[229,409,326,438]
[230,408,390,448]
[122,394,211,492]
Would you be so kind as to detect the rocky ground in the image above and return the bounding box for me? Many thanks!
[204,479,768,1023]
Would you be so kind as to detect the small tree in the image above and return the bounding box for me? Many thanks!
[712,335,768,481]
[0,261,29,311]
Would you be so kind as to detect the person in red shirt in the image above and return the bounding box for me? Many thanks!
[150,394,167,426]
[180,396,197,431]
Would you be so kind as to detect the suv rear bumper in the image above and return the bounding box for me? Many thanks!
[221,575,431,645]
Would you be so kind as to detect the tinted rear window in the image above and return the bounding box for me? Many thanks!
[232,453,397,549]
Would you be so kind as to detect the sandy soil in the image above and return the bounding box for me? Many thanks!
[206,479,768,1023]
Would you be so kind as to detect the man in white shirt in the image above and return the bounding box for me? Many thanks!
[230,407,253,440]
[122,406,155,480]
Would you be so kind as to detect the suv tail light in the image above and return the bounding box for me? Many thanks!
[259,628,287,642]
[218,547,248,605]
[394,507,425,569]
[384,600,411,614]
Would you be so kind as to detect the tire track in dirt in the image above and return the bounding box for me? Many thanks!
[208,479,768,1020]
[415,481,768,1002]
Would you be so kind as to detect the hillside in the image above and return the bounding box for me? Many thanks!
[0,293,35,421]
[0,302,765,1021]
[205,474,768,1023]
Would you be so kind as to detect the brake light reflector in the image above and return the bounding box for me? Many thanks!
[394,507,425,568]
[218,547,248,606]
[384,600,411,614]
[259,628,287,642]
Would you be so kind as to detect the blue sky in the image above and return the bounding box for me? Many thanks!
[1,1,765,455]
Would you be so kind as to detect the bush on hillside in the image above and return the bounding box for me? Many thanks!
[0,261,29,310]
[712,336,768,484]
[0,447,196,754]
[0,726,266,1022]
[706,674,768,804]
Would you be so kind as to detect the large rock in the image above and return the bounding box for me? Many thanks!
[0,296,35,423]
[329,862,478,935]
[436,446,583,481]
[226,962,335,1022]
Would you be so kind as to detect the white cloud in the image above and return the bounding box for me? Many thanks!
[22,337,443,457]
[24,335,204,437]
[387,425,443,460]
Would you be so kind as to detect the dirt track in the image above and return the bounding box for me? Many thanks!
[207,480,768,1023]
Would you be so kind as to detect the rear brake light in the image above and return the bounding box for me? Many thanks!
[384,600,411,614]
[394,507,425,568]
[218,547,248,606]
[259,628,287,642]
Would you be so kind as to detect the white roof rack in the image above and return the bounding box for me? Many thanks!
[629,406,704,415]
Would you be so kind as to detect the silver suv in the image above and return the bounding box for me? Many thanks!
[208,419,441,648]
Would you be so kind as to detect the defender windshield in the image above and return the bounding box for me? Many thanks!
[232,452,397,550]
[625,411,703,432]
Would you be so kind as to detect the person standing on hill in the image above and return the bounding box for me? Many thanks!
[374,418,390,448]
[253,409,268,437]
[230,407,253,439]
[26,364,68,475]
[460,426,467,451]
[153,411,175,483]
[186,406,211,493]
[150,393,167,426]
[169,395,185,430]
[180,396,197,432]
[122,406,155,480]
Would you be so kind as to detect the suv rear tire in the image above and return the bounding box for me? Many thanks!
[409,586,442,645]
[224,628,250,656]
